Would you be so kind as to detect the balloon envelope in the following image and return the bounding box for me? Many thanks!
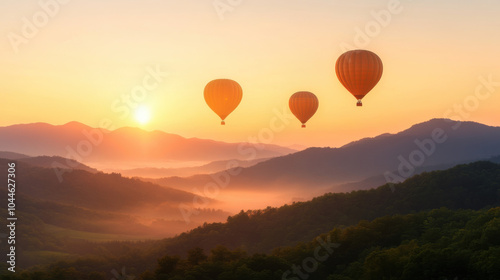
[335,50,383,106]
[289,91,319,128]
[204,79,243,125]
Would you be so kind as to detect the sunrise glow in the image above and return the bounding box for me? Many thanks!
[134,105,151,125]
[0,0,498,148]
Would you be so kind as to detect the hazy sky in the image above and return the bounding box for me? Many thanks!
[1,0,499,147]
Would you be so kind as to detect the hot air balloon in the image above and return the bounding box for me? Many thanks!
[335,50,383,107]
[204,79,243,125]
[289,91,319,128]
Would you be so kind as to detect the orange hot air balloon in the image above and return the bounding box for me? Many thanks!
[289,91,319,128]
[204,79,243,125]
[335,50,383,107]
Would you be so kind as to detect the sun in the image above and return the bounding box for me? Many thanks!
[134,105,151,125]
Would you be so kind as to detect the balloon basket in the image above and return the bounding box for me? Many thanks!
[301,124,306,128]
[221,120,225,125]
[357,100,363,107]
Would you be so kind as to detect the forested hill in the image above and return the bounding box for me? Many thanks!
[161,161,500,255]
[2,161,499,279]
[153,207,500,280]
[6,208,500,279]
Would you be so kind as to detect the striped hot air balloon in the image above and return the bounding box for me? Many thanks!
[204,79,243,125]
[335,50,383,107]
[289,91,319,128]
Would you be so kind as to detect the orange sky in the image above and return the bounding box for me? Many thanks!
[1,0,499,147]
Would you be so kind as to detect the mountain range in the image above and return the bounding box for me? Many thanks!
[4,119,498,190]
[150,119,500,208]
[2,118,500,276]
[0,151,98,174]
[0,122,296,167]
[0,157,229,239]
[105,157,270,178]
[2,118,500,233]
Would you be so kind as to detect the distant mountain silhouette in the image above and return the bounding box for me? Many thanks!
[0,151,98,175]
[0,122,296,164]
[0,151,30,159]
[0,158,204,212]
[0,158,230,237]
[153,119,500,198]
[286,144,309,151]
[110,157,270,178]
[336,154,500,191]
[20,155,98,173]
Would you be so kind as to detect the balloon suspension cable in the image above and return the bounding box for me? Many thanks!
[302,124,306,128]
[357,100,363,107]
[221,120,225,125]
